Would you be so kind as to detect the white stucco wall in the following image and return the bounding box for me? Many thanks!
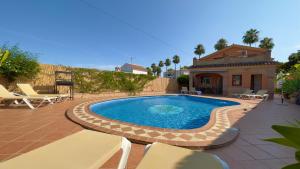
[132,69,147,75]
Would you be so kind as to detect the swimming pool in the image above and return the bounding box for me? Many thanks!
[90,95,239,130]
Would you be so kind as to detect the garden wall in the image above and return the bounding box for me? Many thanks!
[0,64,178,94]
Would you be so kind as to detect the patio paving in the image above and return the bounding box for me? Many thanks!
[0,95,299,169]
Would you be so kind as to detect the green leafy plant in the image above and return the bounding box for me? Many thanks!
[146,67,153,76]
[0,49,10,66]
[214,38,228,51]
[164,58,171,72]
[0,45,40,85]
[259,37,275,50]
[278,50,300,73]
[71,68,155,95]
[172,55,180,78]
[151,63,157,75]
[264,122,300,169]
[177,75,189,87]
[282,64,300,96]
[243,28,259,46]
[194,44,205,58]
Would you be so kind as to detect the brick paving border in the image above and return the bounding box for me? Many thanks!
[66,95,259,148]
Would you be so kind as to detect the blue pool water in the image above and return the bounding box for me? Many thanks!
[90,95,239,129]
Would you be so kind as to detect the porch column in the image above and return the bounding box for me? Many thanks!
[221,72,228,96]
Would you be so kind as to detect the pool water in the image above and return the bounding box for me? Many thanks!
[90,95,239,129]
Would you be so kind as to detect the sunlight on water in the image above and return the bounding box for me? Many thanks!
[148,104,184,115]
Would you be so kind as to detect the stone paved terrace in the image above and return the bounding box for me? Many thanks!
[0,95,299,169]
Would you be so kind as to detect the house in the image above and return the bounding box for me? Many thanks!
[163,69,189,78]
[120,63,147,75]
[115,66,121,72]
[188,44,278,98]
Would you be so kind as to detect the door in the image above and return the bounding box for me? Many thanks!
[251,74,262,92]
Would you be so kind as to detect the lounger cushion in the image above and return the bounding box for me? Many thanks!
[136,143,224,169]
[0,130,122,169]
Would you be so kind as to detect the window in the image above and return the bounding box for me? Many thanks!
[232,75,242,86]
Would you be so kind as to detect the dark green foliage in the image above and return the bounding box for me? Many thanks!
[164,58,171,67]
[243,29,259,46]
[0,49,10,66]
[158,60,164,68]
[71,68,155,95]
[177,75,189,87]
[265,122,300,169]
[156,66,162,77]
[172,55,180,78]
[146,67,153,76]
[214,38,228,51]
[279,51,300,73]
[259,37,275,50]
[164,58,171,72]
[151,63,157,75]
[0,45,40,84]
[282,64,300,95]
[194,44,205,58]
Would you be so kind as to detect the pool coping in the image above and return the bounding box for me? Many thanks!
[66,94,259,148]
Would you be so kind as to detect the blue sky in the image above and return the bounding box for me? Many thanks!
[1,0,300,70]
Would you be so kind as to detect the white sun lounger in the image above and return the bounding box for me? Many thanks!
[17,83,69,101]
[0,84,56,109]
[136,142,229,169]
[245,90,269,100]
[238,89,253,99]
[0,130,131,169]
[190,87,202,95]
[181,87,189,94]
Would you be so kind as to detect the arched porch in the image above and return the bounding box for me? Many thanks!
[193,73,223,95]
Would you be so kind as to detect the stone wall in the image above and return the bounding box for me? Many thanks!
[0,64,178,94]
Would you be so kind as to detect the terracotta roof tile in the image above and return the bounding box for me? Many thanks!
[123,63,147,71]
[190,61,278,69]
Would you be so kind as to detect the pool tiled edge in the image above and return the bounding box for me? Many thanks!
[66,95,259,148]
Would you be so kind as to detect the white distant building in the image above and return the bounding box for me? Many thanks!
[163,69,189,78]
[120,63,148,75]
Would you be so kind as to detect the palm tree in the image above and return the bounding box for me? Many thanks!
[151,63,157,75]
[158,60,164,77]
[172,55,180,78]
[194,44,205,59]
[164,58,171,72]
[146,67,153,76]
[259,37,275,50]
[156,66,162,77]
[214,38,228,51]
[243,29,260,47]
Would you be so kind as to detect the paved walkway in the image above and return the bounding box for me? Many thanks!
[0,95,299,169]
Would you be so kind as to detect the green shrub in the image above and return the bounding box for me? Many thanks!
[71,68,155,95]
[0,49,10,66]
[282,64,300,95]
[274,88,282,94]
[265,122,300,169]
[0,45,40,85]
[177,75,189,87]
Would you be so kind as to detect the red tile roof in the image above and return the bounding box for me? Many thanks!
[199,44,269,61]
[123,63,147,71]
[190,61,278,69]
